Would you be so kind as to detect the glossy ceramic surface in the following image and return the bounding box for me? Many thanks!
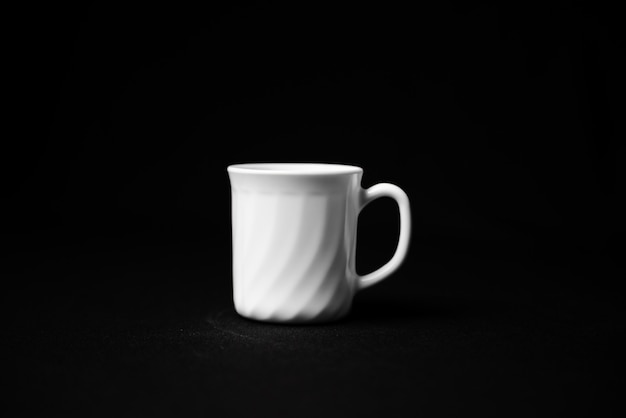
[228,163,411,323]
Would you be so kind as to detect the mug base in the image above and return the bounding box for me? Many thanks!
[235,307,351,325]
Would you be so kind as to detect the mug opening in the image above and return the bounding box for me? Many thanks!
[227,163,362,176]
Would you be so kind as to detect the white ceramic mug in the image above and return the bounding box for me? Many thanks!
[227,163,411,323]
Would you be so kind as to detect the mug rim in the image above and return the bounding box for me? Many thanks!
[227,163,363,176]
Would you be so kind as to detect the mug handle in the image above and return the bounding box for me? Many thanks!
[357,183,412,290]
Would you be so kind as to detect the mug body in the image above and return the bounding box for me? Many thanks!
[228,163,363,323]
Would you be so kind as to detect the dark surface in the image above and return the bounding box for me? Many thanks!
[5,230,625,417]
[5,1,625,416]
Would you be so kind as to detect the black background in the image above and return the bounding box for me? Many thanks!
[4,1,625,417]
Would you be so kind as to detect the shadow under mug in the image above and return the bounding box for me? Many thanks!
[228,163,411,323]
